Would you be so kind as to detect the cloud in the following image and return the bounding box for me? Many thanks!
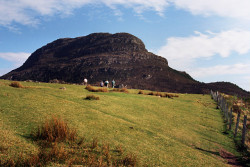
[157,30,250,69]
[189,63,250,78]
[0,52,30,65]
[1,0,250,27]
[171,0,250,20]
[0,0,169,27]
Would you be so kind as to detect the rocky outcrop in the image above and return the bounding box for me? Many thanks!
[1,33,249,97]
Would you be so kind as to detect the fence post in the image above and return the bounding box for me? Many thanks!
[224,103,228,123]
[229,108,233,130]
[216,91,219,102]
[226,103,229,124]
[234,111,241,137]
[222,97,225,112]
[241,115,248,146]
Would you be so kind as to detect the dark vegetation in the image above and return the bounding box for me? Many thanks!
[1,117,137,167]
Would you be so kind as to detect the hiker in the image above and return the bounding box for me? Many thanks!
[83,78,88,85]
[100,81,104,87]
[112,79,115,88]
[104,80,109,88]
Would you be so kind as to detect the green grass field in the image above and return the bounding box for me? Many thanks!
[0,80,242,166]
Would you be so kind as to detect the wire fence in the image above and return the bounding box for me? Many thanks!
[211,90,249,149]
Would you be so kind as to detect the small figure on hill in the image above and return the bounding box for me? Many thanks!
[100,81,104,87]
[104,80,109,88]
[83,78,88,85]
[112,79,115,88]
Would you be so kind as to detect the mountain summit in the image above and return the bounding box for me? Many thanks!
[1,33,249,96]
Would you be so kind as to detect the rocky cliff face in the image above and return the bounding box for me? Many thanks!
[1,33,249,96]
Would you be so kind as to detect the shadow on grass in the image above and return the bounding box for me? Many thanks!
[18,133,35,141]
[195,146,220,156]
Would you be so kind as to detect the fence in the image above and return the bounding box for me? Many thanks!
[210,90,249,148]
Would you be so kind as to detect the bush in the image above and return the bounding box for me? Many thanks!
[32,117,77,143]
[9,81,24,88]
[85,95,100,100]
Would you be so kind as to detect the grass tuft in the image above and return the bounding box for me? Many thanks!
[32,117,77,143]
[85,94,100,100]
[91,137,98,149]
[113,88,129,93]
[145,91,179,99]
[155,92,162,97]
[85,85,108,92]
[138,90,144,94]
[147,92,154,95]
[9,81,24,88]
[120,153,137,166]
[115,145,124,155]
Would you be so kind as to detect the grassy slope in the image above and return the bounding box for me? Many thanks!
[0,80,239,166]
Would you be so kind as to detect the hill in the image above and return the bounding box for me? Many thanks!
[0,33,249,97]
[0,80,243,166]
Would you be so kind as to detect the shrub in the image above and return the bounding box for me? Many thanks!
[85,95,100,100]
[32,117,77,143]
[9,81,24,88]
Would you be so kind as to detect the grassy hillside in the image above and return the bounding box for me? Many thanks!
[0,80,241,166]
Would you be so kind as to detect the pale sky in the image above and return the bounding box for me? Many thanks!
[0,0,250,91]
